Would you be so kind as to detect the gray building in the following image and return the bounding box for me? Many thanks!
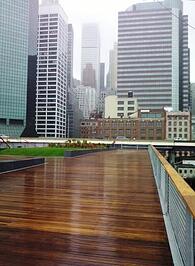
[22,0,39,137]
[0,0,29,137]
[36,0,68,138]
[100,63,105,91]
[81,23,100,94]
[118,0,190,111]
[66,88,83,138]
[67,24,74,89]
[106,43,117,95]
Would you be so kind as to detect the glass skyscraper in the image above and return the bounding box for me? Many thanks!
[0,0,29,137]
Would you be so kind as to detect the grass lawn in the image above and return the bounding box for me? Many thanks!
[0,147,89,157]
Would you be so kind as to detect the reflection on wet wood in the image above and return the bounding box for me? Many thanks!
[0,150,173,265]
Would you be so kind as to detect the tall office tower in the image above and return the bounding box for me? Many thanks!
[67,24,74,89]
[82,64,96,88]
[100,63,105,91]
[81,23,100,95]
[66,88,83,138]
[118,0,190,111]
[106,43,117,95]
[22,0,39,137]
[0,1,29,137]
[36,0,68,138]
[74,85,96,119]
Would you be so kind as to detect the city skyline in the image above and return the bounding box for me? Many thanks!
[52,0,195,81]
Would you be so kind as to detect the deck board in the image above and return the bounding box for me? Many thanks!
[0,150,173,265]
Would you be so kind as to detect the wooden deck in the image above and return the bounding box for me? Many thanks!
[0,150,173,265]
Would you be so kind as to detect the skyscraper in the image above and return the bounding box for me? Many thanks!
[118,0,190,111]
[67,24,74,89]
[74,85,96,119]
[81,23,100,95]
[36,0,68,138]
[106,43,117,95]
[0,0,29,137]
[22,0,39,137]
[100,63,105,91]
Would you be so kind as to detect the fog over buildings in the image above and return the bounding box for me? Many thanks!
[54,0,195,81]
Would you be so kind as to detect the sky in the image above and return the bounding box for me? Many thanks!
[55,0,195,82]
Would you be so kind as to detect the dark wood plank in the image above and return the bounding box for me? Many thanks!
[0,150,173,265]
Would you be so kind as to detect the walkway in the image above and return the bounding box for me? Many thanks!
[0,150,173,265]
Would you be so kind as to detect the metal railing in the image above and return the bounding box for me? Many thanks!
[148,145,195,266]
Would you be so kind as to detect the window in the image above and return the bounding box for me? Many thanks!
[118,107,124,111]
[0,118,6,125]
[118,101,124,105]
[9,119,24,126]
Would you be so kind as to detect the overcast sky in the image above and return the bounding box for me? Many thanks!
[57,0,195,82]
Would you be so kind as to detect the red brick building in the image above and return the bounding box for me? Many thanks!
[80,109,166,140]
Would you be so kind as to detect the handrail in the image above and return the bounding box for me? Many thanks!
[150,145,195,218]
[149,145,195,266]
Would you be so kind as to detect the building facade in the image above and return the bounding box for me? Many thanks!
[81,23,100,95]
[74,85,96,119]
[81,109,166,140]
[22,0,39,137]
[191,83,195,139]
[66,88,83,138]
[36,0,68,138]
[100,63,105,91]
[106,43,117,95]
[105,93,138,119]
[0,0,29,137]
[166,111,191,140]
[118,0,190,111]
[67,24,74,89]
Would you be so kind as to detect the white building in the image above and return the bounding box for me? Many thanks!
[81,23,100,96]
[74,85,96,119]
[36,0,68,138]
[105,93,138,119]
[166,111,191,140]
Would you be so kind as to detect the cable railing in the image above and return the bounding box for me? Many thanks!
[148,145,195,266]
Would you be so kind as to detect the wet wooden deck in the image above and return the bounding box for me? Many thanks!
[0,150,173,265]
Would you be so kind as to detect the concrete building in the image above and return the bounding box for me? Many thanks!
[0,0,29,137]
[105,93,138,119]
[66,88,83,138]
[67,24,74,89]
[118,0,190,111]
[99,91,106,116]
[81,109,166,140]
[74,85,96,119]
[82,64,96,89]
[106,43,117,95]
[100,63,105,91]
[191,83,195,139]
[166,111,191,140]
[22,0,39,137]
[36,0,68,138]
[81,23,100,94]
